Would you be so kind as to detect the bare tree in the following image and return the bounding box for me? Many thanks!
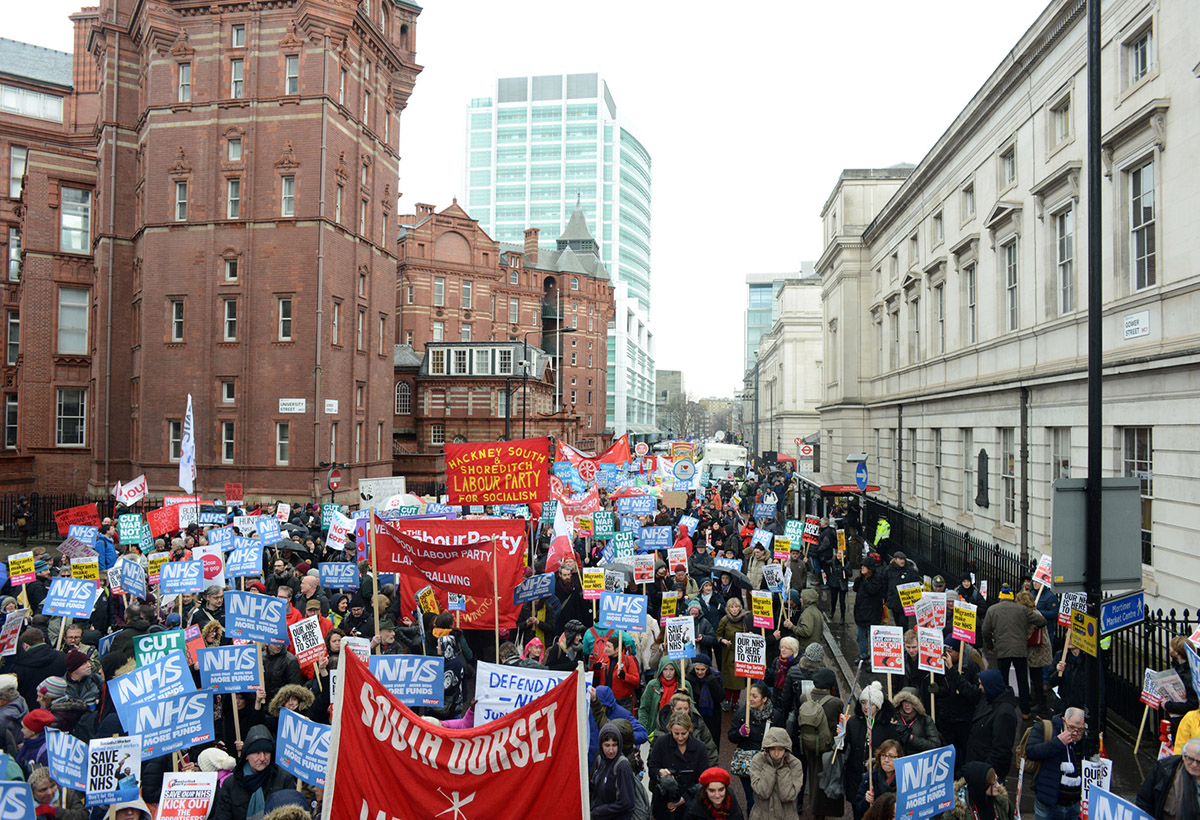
[662,392,706,439]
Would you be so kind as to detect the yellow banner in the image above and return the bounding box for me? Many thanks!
[660,591,678,619]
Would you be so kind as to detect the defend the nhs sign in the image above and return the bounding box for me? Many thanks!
[368,655,445,707]
[197,644,261,693]
[110,650,196,731]
[598,592,648,632]
[895,745,956,820]
[224,591,288,644]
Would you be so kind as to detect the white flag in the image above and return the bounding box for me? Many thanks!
[179,394,196,493]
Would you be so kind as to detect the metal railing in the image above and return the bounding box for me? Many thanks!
[0,493,168,541]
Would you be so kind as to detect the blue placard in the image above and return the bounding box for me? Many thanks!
[617,496,656,516]
[1090,788,1153,820]
[226,537,264,579]
[678,515,698,534]
[119,558,148,601]
[713,557,743,577]
[199,510,226,526]
[67,525,98,546]
[139,523,154,554]
[496,504,530,518]
[1186,644,1200,705]
[197,644,261,693]
[895,745,956,820]
[513,572,556,606]
[597,592,648,632]
[160,560,205,595]
[750,528,774,550]
[46,728,87,791]
[254,518,281,542]
[42,577,100,619]
[224,590,289,644]
[671,480,690,491]
[318,562,359,590]
[368,655,446,707]
[127,691,214,757]
[619,516,643,537]
[856,461,869,492]
[0,782,34,819]
[637,526,672,551]
[206,526,234,551]
[753,503,776,519]
[98,632,117,658]
[1100,589,1144,635]
[425,502,458,516]
[110,650,196,731]
[277,708,330,788]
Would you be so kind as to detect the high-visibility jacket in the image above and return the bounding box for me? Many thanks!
[874,519,891,545]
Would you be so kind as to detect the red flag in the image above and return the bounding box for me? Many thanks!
[373,517,496,598]
[323,651,587,820]
[545,501,575,573]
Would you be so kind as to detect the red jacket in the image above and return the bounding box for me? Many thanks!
[674,527,694,558]
[590,651,640,702]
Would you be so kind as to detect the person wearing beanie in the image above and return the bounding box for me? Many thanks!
[686,653,725,756]
[964,670,1020,780]
[980,580,1045,718]
[690,765,744,820]
[212,724,291,820]
[198,747,237,786]
[844,682,900,815]
[17,709,54,775]
[35,676,66,710]
[63,649,102,708]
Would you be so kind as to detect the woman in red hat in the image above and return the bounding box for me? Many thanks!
[688,767,745,819]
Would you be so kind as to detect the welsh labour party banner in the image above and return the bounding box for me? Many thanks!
[378,517,526,630]
[443,437,550,505]
[322,651,587,820]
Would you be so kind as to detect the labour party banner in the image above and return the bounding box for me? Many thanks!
[512,572,555,606]
[895,745,956,820]
[86,734,141,806]
[127,691,214,757]
[319,561,359,590]
[46,728,87,791]
[598,592,648,632]
[42,578,100,619]
[224,591,289,644]
[158,772,217,820]
[277,708,330,788]
[160,560,204,595]
[871,625,905,674]
[197,644,261,693]
[443,437,550,505]
[367,655,445,708]
[225,537,264,579]
[664,616,696,661]
[323,652,586,820]
[471,661,577,724]
[109,650,197,731]
[134,629,185,666]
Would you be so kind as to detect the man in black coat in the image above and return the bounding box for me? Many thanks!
[884,551,921,631]
[935,638,981,762]
[1137,739,1200,819]
[815,518,837,575]
[852,556,887,663]
[963,669,1020,779]
[211,724,293,820]
[4,628,65,709]
[554,560,592,630]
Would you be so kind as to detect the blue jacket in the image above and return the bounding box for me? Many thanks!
[1025,714,1083,805]
[594,685,649,745]
[1036,588,1059,632]
[95,535,118,572]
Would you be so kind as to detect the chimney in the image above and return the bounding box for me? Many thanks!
[70,8,100,93]
[523,228,539,264]
[416,203,435,216]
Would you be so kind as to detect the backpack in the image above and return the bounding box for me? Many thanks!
[1017,718,1054,776]
[616,758,651,820]
[796,692,833,756]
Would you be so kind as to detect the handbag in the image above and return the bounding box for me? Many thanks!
[1028,626,1044,646]
[818,748,845,799]
[729,747,755,776]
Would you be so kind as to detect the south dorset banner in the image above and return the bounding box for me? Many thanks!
[323,651,589,820]
[443,437,550,505]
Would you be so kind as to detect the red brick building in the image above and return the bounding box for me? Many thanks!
[395,201,614,476]
[0,0,421,502]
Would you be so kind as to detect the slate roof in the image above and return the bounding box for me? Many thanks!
[0,38,72,89]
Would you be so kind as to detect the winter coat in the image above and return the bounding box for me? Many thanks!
[717,612,750,691]
[591,651,641,705]
[517,593,561,648]
[816,527,837,563]
[63,671,103,708]
[687,665,724,719]
[211,725,294,820]
[591,723,639,820]
[853,570,887,627]
[693,614,718,655]
[6,643,65,709]
[1136,755,1191,819]
[798,687,845,818]
[748,726,804,820]
[1166,659,1200,717]
[854,767,897,820]
[1026,714,1084,806]
[593,687,649,747]
[981,599,1045,659]
[0,699,26,757]
[1026,619,1054,668]
[934,656,981,728]
[261,648,304,704]
[95,535,119,572]
[555,574,593,631]
[889,690,942,754]
[16,731,46,775]
[844,699,900,804]
[638,658,693,731]
[728,702,772,756]
[946,772,1012,820]
[771,657,818,727]
[685,792,746,820]
[698,592,726,632]
[792,589,822,644]
[647,734,709,817]
[657,702,719,766]
[744,551,767,589]
[884,559,922,616]
[963,688,1020,779]
[1048,650,1087,712]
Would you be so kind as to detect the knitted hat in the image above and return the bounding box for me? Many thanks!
[686,600,702,614]
[979,670,1007,700]
[698,767,730,786]
[804,643,825,663]
[243,732,273,757]
[264,790,309,812]
[999,585,1014,600]
[22,709,55,733]
[859,681,884,710]
[34,559,49,574]
[37,677,66,700]
[64,650,90,675]
[197,747,236,773]
[247,580,266,594]
[693,653,712,667]
[812,668,837,691]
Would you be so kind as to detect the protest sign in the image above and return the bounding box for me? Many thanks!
[1091,788,1153,820]
[86,734,141,806]
[762,564,784,593]
[447,592,466,611]
[224,590,288,644]
[612,531,636,561]
[802,516,821,545]
[637,526,672,550]
[367,655,446,707]
[255,517,281,543]
[114,474,148,507]
[118,557,148,601]
[197,644,261,693]
[1033,554,1053,588]
[198,505,226,527]
[598,592,647,632]
[47,727,87,791]
[540,500,558,522]
[0,783,33,816]
[664,616,696,661]
[1140,668,1162,708]
[512,573,555,606]
[633,554,655,584]
[783,520,804,542]
[616,494,656,517]
[895,745,956,820]
[7,552,33,586]
[318,562,358,590]
[897,582,924,616]
[415,585,440,615]
[146,505,179,538]
[184,625,204,666]
[325,511,353,552]
[231,515,259,535]
[603,571,626,593]
[678,515,698,534]
[1150,669,1187,706]
[205,526,233,552]
[128,691,214,757]
[592,511,615,539]
[750,590,774,628]
[0,609,27,657]
[158,772,218,820]
[117,513,142,546]
[871,625,905,674]
[192,544,225,583]
[71,556,99,583]
[225,537,264,579]
[1059,591,1087,627]
[773,536,791,562]
[659,590,678,619]
[951,601,977,643]
[581,568,604,601]
[110,651,197,730]
[134,629,185,667]
[662,491,688,509]
[289,615,327,669]
[753,502,776,519]
[619,516,642,537]
[57,536,97,564]
[277,708,330,787]
[443,437,550,505]
[160,560,204,595]
[918,627,943,674]
[474,660,575,723]
[343,637,370,665]
[224,482,243,505]
[667,546,687,573]
[42,577,99,619]
[55,502,101,537]
[276,502,290,521]
[750,528,773,552]
[67,525,98,546]
[916,592,947,631]
[734,632,766,679]
[1080,759,1113,820]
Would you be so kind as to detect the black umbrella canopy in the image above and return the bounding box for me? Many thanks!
[717,567,754,590]
[597,562,635,582]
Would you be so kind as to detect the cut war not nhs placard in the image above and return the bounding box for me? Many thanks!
[134,630,186,667]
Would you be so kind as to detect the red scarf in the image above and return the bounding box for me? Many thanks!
[658,674,678,710]
[706,794,732,820]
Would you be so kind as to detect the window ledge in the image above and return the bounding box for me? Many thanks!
[52,354,90,365]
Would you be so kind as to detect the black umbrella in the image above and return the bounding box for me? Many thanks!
[279,522,306,534]
[717,567,755,590]
[597,562,635,583]
[266,538,316,559]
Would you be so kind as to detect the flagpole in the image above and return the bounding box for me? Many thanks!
[493,539,501,662]
[369,508,379,648]
[576,661,592,820]
[319,650,349,820]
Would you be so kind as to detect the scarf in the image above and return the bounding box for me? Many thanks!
[1163,761,1199,820]
[701,590,713,604]
[774,656,794,690]
[432,627,452,638]
[705,794,732,820]
[695,674,717,716]
[658,675,678,710]
[242,761,271,820]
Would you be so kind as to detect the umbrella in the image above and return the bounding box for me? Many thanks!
[597,562,635,583]
[279,522,306,534]
[717,567,755,590]
[609,487,648,500]
[266,538,316,559]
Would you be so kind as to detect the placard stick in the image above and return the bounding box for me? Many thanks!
[959,642,965,672]
[1133,703,1151,755]
[493,540,501,662]
[231,693,242,745]
[745,676,751,726]
[929,671,937,722]
[1061,629,1073,664]
[1034,584,1044,604]
[369,508,379,648]
[886,672,893,701]
[55,616,71,650]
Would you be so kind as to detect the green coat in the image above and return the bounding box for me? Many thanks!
[638,657,693,729]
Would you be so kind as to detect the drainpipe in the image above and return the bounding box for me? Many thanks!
[102,18,119,493]
[895,404,903,506]
[313,33,330,499]
[1020,386,1030,567]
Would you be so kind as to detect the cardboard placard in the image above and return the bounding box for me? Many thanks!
[951,601,977,643]
[870,624,904,674]
[734,632,766,679]
[750,590,774,628]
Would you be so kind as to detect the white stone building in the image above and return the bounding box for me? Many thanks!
[815,0,1200,611]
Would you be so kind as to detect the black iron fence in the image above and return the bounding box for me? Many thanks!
[863,495,1188,748]
[0,493,169,541]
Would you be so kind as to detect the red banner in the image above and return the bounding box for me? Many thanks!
[53,503,101,537]
[324,652,586,820]
[146,504,180,538]
[443,437,549,505]
[382,519,526,630]
[373,518,496,598]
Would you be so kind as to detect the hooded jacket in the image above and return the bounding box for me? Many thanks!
[591,722,639,819]
[637,658,692,731]
[792,589,822,644]
[852,567,887,627]
[947,763,1012,820]
[890,689,942,754]
[212,724,293,820]
[6,643,66,710]
[593,686,648,747]
[748,726,804,820]
[964,672,1020,779]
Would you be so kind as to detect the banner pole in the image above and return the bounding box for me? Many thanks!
[929,671,936,722]
[319,651,349,820]
[1133,703,1150,755]
[369,508,379,649]
[231,692,242,745]
[493,540,500,662]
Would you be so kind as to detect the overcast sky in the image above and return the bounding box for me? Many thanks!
[12,0,1050,401]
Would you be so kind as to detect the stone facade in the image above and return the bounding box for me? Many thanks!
[753,276,823,461]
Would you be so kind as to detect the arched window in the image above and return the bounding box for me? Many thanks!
[395,381,411,414]
[571,276,579,290]
[379,4,388,35]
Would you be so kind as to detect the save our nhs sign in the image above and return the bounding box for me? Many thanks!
[895,745,956,820]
